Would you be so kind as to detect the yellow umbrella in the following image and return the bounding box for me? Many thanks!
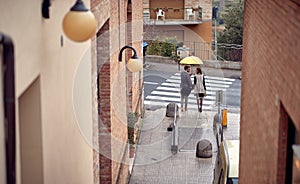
[180,56,203,65]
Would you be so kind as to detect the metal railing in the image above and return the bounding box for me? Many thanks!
[215,43,243,62]
[182,41,243,62]
[181,41,213,60]
[143,7,203,22]
[144,39,243,62]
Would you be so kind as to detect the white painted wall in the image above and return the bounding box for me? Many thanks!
[0,0,94,183]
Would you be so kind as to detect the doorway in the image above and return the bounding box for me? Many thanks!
[19,77,44,184]
[277,103,297,183]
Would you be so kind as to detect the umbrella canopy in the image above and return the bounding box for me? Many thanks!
[143,41,148,48]
[180,56,203,65]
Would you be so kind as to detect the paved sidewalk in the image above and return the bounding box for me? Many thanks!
[129,108,240,184]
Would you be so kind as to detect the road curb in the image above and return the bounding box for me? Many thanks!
[145,55,242,70]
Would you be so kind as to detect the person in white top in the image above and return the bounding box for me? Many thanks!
[194,67,206,112]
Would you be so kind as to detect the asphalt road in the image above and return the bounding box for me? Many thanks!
[143,62,241,113]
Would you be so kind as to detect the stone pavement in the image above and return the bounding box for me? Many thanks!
[129,108,240,184]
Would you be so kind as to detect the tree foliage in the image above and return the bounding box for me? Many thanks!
[147,37,177,57]
[218,2,244,45]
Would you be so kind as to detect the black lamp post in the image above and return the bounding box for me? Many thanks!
[0,33,16,184]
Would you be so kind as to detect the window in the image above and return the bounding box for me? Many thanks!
[291,0,300,5]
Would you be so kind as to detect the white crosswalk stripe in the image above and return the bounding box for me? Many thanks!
[156,86,216,95]
[162,80,229,89]
[150,91,216,100]
[144,73,235,111]
[161,82,229,91]
[144,81,159,85]
[173,73,236,81]
[145,95,216,105]
[168,78,233,85]
[144,101,212,110]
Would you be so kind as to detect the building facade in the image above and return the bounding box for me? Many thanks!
[143,0,213,60]
[240,0,300,183]
[91,0,143,183]
[0,0,143,183]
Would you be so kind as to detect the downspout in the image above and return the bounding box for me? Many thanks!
[0,33,16,184]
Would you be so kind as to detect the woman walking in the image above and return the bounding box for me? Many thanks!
[194,67,206,112]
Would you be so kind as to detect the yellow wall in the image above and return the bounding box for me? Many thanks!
[0,0,94,183]
[186,22,213,44]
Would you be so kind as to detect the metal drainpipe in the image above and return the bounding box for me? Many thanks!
[139,71,143,117]
[0,33,16,184]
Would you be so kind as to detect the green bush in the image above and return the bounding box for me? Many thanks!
[147,39,161,55]
[147,37,177,57]
[127,112,139,145]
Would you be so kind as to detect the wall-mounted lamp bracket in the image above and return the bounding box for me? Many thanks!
[42,0,51,19]
[118,45,139,62]
[70,0,89,11]
[118,45,142,72]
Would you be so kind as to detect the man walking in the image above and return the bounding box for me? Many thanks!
[180,65,193,111]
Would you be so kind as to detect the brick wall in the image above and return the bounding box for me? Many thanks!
[186,0,212,20]
[92,0,143,183]
[126,1,133,110]
[130,0,144,115]
[240,0,300,183]
[91,34,100,184]
[91,1,111,183]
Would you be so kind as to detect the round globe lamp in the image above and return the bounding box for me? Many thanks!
[127,57,143,73]
[62,0,96,42]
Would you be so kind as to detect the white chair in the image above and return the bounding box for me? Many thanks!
[186,8,195,20]
[156,9,165,20]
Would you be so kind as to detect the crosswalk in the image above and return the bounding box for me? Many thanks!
[144,73,236,111]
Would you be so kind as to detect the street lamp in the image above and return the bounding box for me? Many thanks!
[62,0,97,42]
[212,6,218,61]
[118,46,143,72]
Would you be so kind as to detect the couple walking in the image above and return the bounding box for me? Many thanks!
[180,65,206,112]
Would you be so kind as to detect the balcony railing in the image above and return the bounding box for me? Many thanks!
[143,7,203,25]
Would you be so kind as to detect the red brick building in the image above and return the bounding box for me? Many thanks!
[240,0,300,183]
[91,0,143,183]
[143,0,213,60]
